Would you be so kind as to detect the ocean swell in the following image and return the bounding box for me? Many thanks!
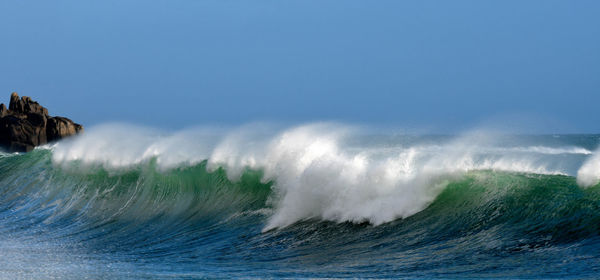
[3,124,600,278]
[46,123,599,231]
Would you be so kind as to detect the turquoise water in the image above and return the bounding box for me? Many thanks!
[1,125,600,278]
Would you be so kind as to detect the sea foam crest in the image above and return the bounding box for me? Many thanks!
[577,149,600,188]
[52,123,576,230]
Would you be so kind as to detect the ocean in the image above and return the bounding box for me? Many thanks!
[1,123,600,279]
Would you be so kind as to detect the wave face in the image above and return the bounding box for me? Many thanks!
[1,123,600,278]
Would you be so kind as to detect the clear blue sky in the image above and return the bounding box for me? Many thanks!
[1,1,599,132]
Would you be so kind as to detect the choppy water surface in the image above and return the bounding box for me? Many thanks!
[1,124,600,278]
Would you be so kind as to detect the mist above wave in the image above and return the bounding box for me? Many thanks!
[577,150,600,187]
[51,123,597,229]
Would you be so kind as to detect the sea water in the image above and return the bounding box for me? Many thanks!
[1,123,600,278]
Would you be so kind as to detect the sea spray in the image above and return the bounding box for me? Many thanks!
[51,123,596,230]
[577,148,600,187]
[2,126,600,278]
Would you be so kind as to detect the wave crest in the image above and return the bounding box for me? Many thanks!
[577,149,600,187]
[50,123,595,230]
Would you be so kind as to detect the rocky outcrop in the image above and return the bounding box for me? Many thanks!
[0,92,83,152]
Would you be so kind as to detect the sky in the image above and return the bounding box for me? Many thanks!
[1,0,599,133]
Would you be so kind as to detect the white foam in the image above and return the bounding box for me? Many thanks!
[510,146,592,155]
[577,149,600,188]
[51,123,583,230]
[52,123,225,170]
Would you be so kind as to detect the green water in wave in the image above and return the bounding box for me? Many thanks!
[1,149,273,226]
[1,148,600,278]
[419,171,600,245]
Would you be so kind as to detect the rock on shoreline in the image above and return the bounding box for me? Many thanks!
[0,92,83,152]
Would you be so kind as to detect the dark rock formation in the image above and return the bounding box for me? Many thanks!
[0,92,83,152]
[0,104,7,118]
[47,116,83,143]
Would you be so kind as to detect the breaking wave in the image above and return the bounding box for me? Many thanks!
[2,123,600,278]
[44,123,599,230]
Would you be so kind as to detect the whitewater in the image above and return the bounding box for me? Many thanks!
[1,123,600,278]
